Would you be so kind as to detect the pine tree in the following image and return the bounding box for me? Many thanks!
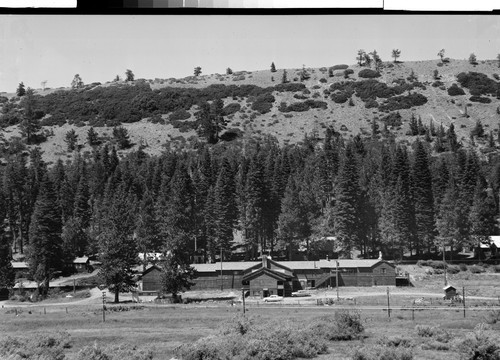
[412,139,435,255]
[212,158,237,253]
[392,49,401,63]
[26,175,63,298]
[194,66,202,77]
[447,123,459,152]
[469,178,497,254]
[270,62,277,72]
[333,144,360,257]
[65,129,78,151]
[87,127,99,146]
[19,88,41,144]
[112,126,131,149]
[160,253,195,300]
[277,176,306,260]
[16,82,26,97]
[0,192,15,289]
[196,101,217,144]
[135,190,161,270]
[409,113,418,135]
[98,186,138,303]
[71,74,84,89]
[281,69,288,84]
[436,180,459,252]
[125,69,134,82]
[357,49,366,66]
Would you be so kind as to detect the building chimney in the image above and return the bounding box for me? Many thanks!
[262,255,268,268]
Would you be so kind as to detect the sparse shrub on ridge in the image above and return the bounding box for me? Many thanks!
[378,93,428,112]
[448,83,466,96]
[222,102,241,116]
[470,95,492,103]
[76,342,153,360]
[0,331,71,360]
[359,69,381,78]
[470,265,486,273]
[169,108,191,121]
[331,64,349,71]
[352,345,414,360]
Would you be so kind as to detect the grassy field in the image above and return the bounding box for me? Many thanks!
[1,300,499,360]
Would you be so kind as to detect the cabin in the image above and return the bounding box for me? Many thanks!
[490,236,500,258]
[73,256,90,273]
[11,261,29,278]
[141,256,396,297]
[443,285,457,299]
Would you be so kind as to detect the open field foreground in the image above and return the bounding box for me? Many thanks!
[1,297,500,360]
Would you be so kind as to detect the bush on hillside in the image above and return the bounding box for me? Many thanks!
[432,80,444,87]
[352,345,414,360]
[493,73,500,81]
[457,72,499,97]
[459,263,468,271]
[169,108,191,121]
[378,93,428,112]
[446,264,460,274]
[359,69,381,78]
[319,78,327,83]
[470,95,492,103]
[222,102,241,116]
[448,83,466,96]
[76,342,153,360]
[469,265,486,273]
[251,101,273,114]
[332,92,350,103]
[331,64,349,71]
[365,99,379,108]
[380,112,402,127]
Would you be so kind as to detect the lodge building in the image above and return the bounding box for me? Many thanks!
[142,255,396,297]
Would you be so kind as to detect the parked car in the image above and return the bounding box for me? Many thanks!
[263,295,283,302]
[291,290,311,297]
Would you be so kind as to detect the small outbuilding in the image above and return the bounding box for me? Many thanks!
[443,285,457,299]
[73,257,90,273]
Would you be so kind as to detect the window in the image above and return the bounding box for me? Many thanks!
[381,268,386,274]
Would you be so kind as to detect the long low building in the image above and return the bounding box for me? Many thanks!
[142,256,396,297]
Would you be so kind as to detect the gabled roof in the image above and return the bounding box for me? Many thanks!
[142,264,162,276]
[12,262,29,269]
[443,285,456,291]
[193,262,260,272]
[73,256,89,264]
[242,267,292,282]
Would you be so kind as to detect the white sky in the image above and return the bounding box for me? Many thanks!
[1,15,500,92]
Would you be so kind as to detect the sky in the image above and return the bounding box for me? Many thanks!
[1,15,500,93]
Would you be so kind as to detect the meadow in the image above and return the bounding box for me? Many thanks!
[1,300,499,360]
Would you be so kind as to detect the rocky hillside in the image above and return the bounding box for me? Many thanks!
[2,58,500,163]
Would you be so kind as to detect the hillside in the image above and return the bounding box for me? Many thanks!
[2,58,500,163]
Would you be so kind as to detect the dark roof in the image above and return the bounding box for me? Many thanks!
[242,267,292,282]
[142,264,162,276]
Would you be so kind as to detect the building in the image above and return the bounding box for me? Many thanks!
[11,261,29,278]
[73,256,90,273]
[141,256,396,297]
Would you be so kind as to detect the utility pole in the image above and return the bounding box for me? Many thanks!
[443,244,447,286]
[387,287,391,318]
[220,248,223,291]
[463,286,466,318]
[242,288,246,315]
[336,260,339,301]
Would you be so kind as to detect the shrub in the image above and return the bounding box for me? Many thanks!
[331,64,349,71]
[222,103,241,116]
[294,93,309,100]
[251,101,273,114]
[352,345,413,360]
[344,69,354,77]
[319,78,327,83]
[427,260,446,269]
[432,80,444,87]
[365,99,379,108]
[458,323,500,360]
[382,336,414,348]
[459,263,468,271]
[415,325,451,343]
[286,102,310,112]
[470,95,492,103]
[169,108,191,121]
[381,112,402,127]
[332,92,350,103]
[378,93,428,112]
[0,331,71,360]
[494,73,500,81]
[494,265,500,273]
[447,264,460,274]
[457,72,499,97]
[448,83,466,96]
[359,69,381,78]
[470,265,486,273]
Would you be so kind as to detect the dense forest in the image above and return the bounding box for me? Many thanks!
[2,60,500,298]
[1,124,500,295]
